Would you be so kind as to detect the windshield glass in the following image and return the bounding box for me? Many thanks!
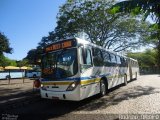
[42,48,78,80]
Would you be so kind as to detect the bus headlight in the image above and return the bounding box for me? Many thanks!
[66,81,79,91]
[41,84,47,90]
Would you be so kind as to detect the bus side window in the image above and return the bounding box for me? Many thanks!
[92,48,103,66]
[116,56,121,65]
[79,47,92,72]
[110,53,117,66]
[102,50,111,66]
[85,49,92,65]
[121,57,126,67]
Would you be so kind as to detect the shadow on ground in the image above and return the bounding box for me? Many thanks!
[76,85,159,111]
[4,79,159,120]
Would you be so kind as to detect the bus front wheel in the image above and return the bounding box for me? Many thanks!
[100,79,107,96]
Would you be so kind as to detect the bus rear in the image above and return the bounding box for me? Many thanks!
[40,38,81,101]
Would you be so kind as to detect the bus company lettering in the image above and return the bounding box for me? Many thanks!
[45,41,72,52]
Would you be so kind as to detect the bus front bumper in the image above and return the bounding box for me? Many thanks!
[40,89,80,101]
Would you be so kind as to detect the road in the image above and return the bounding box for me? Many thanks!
[1,75,160,120]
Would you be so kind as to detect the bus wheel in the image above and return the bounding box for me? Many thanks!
[33,74,37,78]
[124,75,128,86]
[6,75,11,80]
[100,79,107,96]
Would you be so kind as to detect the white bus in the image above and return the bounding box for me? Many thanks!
[26,70,41,78]
[39,38,139,101]
[0,69,25,79]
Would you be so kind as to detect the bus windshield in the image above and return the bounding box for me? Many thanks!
[42,48,78,80]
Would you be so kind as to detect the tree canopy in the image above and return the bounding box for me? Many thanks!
[37,0,152,53]
[128,49,157,68]
[0,32,13,67]
[113,0,160,66]
[0,56,17,67]
[24,48,42,65]
[0,32,12,55]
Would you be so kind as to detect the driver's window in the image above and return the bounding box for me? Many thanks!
[85,49,92,65]
[79,46,92,72]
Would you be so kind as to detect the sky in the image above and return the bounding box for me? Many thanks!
[0,0,66,60]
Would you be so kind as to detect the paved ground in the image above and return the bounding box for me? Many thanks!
[1,75,160,120]
[0,78,39,113]
[0,78,34,97]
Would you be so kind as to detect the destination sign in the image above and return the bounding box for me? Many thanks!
[45,40,76,52]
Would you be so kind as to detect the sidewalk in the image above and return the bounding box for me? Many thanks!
[0,78,40,112]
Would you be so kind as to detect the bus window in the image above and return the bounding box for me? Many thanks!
[92,48,103,66]
[79,47,92,72]
[85,49,92,65]
[116,56,121,65]
[110,53,117,65]
[102,50,111,66]
[120,57,125,67]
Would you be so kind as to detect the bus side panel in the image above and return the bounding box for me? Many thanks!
[79,66,127,100]
[80,83,100,100]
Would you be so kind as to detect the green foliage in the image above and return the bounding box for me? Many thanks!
[24,48,42,65]
[38,0,151,53]
[0,55,17,67]
[113,0,160,68]
[16,59,28,67]
[112,0,160,23]
[110,6,120,14]
[0,32,12,55]
[127,49,157,68]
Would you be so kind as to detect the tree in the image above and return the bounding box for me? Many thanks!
[0,55,10,68]
[128,49,159,73]
[112,0,160,67]
[16,59,28,67]
[0,32,12,55]
[0,32,13,67]
[0,56,17,68]
[45,0,151,52]
[25,48,42,65]
[128,49,157,68]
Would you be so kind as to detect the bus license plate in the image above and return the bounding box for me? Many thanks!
[52,96,59,100]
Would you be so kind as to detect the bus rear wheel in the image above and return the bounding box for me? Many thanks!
[100,79,107,96]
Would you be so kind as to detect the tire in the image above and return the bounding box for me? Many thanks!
[6,75,11,80]
[124,75,128,86]
[33,74,37,78]
[100,79,107,96]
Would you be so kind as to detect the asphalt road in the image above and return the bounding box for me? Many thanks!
[1,75,160,120]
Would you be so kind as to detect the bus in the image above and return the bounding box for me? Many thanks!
[26,70,41,78]
[39,38,139,101]
[0,69,25,79]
